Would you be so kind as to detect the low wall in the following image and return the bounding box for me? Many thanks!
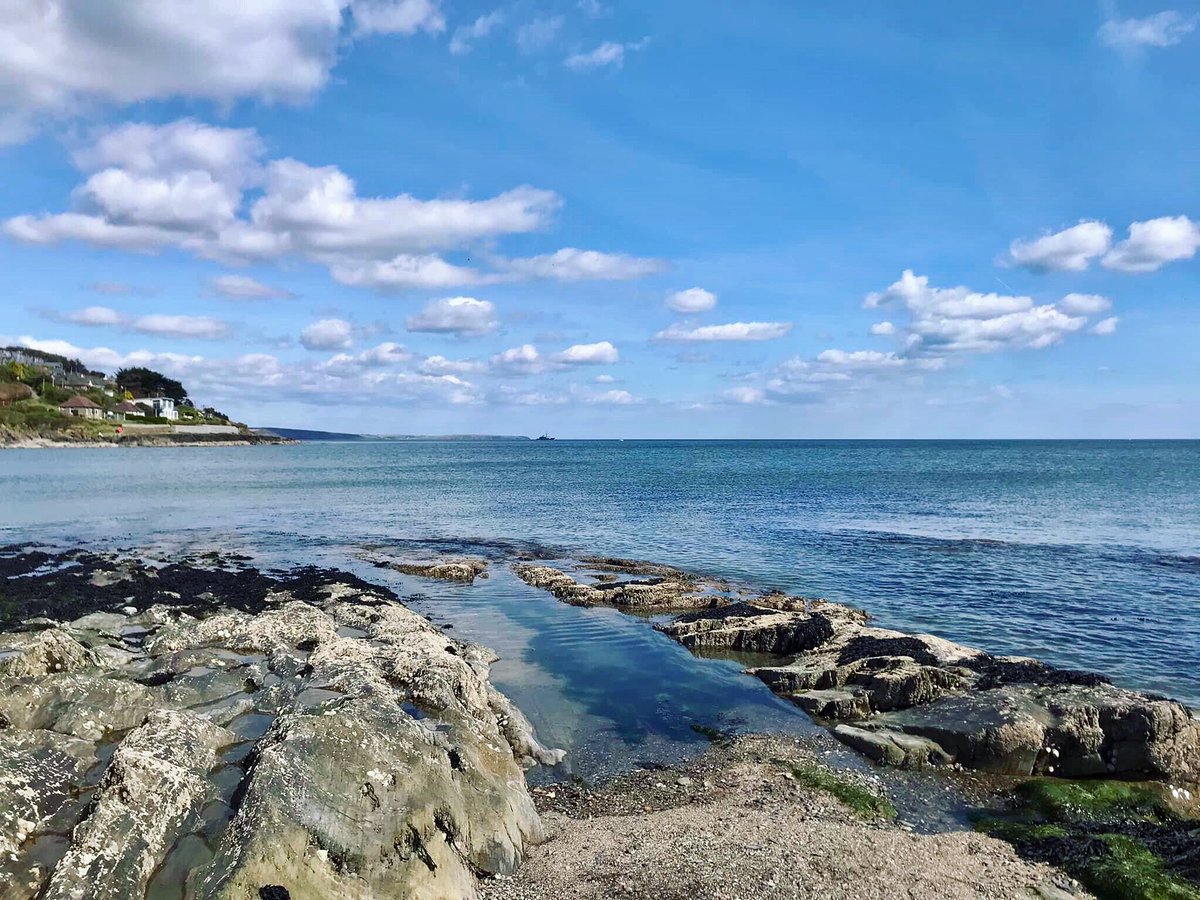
[173,424,242,435]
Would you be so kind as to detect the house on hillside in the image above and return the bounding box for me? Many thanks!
[59,395,103,419]
[59,372,115,394]
[112,400,145,420]
[135,396,179,420]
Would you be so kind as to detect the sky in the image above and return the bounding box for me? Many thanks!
[0,1,1198,438]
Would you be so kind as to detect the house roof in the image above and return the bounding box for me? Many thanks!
[60,395,102,409]
[114,400,142,412]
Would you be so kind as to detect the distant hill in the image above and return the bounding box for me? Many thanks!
[257,428,532,442]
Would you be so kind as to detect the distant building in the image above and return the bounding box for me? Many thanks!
[58,372,115,393]
[59,395,103,419]
[135,396,179,421]
[112,400,145,420]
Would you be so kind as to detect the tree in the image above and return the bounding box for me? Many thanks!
[115,367,188,401]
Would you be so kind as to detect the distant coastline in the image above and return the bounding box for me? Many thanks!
[259,427,533,442]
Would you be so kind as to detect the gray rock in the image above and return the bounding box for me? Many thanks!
[0,566,562,900]
[513,563,723,610]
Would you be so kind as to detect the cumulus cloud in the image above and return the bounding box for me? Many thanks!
[865,270,1088,354]
[1102,215,1200,272]
[489,343,544,375]
[1091,316,1120,335]
[1002,221,1112,272]
[655,322,792,342]
[4,120,662,292]
[498,248,667,282]
[594,374,616,384]
[211,274,294,300]
[406,297,498,334]
[420,355,485,375]
[666,287,717,313]
[870,321,895,336]
[0,2,445,141]
[1099,11,1197,49]
[552,341,619,365]
[12,335,481,409]
[1059,293,1112,315]
[450,11,504,54]
[586,389,635,405]
[301,318,354,351]
[565,39,646,70]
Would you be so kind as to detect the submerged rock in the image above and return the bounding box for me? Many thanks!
[512,562,725,610]
[659,600,1200,784]
[0,555,562,900]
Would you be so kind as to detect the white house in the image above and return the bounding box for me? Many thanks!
[135,396,179,421]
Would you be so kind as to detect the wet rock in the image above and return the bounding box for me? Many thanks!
[0,553,561,900]
[378,557,490,583]
[41,709,232,900]
[513,563,723,610]
[657,600,867,655]
[662,603,1200,783]
[0,628,96,677]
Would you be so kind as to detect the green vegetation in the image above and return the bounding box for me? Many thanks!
[977,778,1200,900]
[116,367,187,402]
[774,759,897,819]
[691,722,736,744]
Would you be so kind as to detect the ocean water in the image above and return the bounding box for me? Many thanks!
[2,440,1198,778]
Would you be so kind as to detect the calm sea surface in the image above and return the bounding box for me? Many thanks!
[2,440,1198,779]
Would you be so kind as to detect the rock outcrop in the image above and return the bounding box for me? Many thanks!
[0,554,562,900]
[369,555,490,583]
[512,561,726,610]
[658,602,1200,783]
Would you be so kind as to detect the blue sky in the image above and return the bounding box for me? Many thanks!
[1,1,1197,437]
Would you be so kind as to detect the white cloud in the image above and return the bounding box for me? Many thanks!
[1099,11,1197,49]
[331,254,491,290]
[211,274,293,300]
[516,16,564,53]
[865,270,1086,354]
[450,10,504,54]
[817,349,907,369]
[869,321,895,336]
[420,355,485,375]
[565,40,646,71]
[490,343,544,374]
[499,248,668,281]
[3,121,660,292]
[1102,215,1200,272]
[1003,221,1112,272]
[723,386,767,405]
[301,318,354,351]
[65,306,125,327]
[0,3,446,141]
[406,296,498,334]
[1091,316,1120,336]
[655,321,793,342]
[594,374,616,383]
[552,341,620,365]
[587,389,635,405]
[1059,293,1112,315]
[666,287,717,313]
[132,314,230,340]
[348,0,445,36]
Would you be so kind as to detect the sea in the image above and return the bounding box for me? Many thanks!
[2,439,1198,782]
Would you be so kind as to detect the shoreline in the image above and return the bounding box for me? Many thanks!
[0,435,296,449]
[2,544,1196,899]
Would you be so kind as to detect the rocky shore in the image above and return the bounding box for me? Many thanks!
[507,555,1200,786]
[0,548,561,899]
[655,600,1200,786]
